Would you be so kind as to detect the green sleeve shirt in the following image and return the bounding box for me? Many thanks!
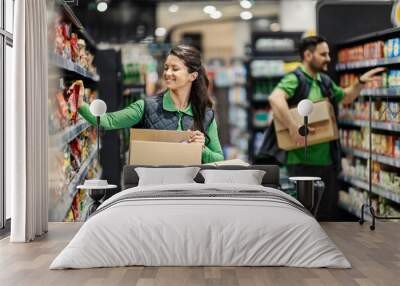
[78,98,224,163]
[274,67,345,166]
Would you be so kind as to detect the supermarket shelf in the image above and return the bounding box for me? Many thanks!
[360,87,400,97]
[339,119,400,132]
[250,55,300,62]
[342,147,400,168]
[337,26,400,47]
[49,148,98,221]
[49,53,100,82]
[231,101,249,109]
[252,74,285,79]
[252,98,269,104]
[79,169,103,222]
[338,199,372,222]
[57,0,97,48]
[229,122,248,130]
[252,126,268,132]
[340,174,400,204]
[68,148,98,196]
[49,120,91,149]
[123,83,145,89]
[336,57,400,71]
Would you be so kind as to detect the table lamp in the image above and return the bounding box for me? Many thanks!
[89,99,107,164]
[297,99,314,161]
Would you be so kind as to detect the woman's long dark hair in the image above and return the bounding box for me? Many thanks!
[169,45,214,139]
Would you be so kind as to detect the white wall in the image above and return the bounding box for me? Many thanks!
[280,0,317,32]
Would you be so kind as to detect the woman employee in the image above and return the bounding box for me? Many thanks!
[72,45,224,163]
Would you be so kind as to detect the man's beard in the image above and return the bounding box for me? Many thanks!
[310,60,328,72]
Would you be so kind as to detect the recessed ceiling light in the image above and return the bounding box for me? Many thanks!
[169,4,179,13]
[97,1,108,12]
[240,0,252,9]
[240,11,253,20]
[155,27,167,37]
[210,10,222,19]
[203,5,216,14]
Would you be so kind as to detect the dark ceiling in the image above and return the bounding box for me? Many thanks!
[72,0,156,43]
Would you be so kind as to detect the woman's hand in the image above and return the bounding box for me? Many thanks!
[68,80,85,108]
[188,130,205,149]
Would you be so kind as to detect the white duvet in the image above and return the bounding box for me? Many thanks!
[50,183,351,269]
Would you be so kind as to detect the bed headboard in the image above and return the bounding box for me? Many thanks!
[122,165,280,190]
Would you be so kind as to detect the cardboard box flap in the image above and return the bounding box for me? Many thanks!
[131,128,191,143]
[275,99,334,132]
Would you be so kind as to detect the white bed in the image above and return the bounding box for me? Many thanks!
[50,180,351,269]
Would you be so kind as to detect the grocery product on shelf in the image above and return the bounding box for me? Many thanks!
[340,128,400,157]
[49,80,98,134]
[339,100,400,123]
[338,41,385,63]
[48,3,101,222]
[65,158,102,222]
[250,60,285,77]
[252,108,270,128]
[336,29,400,221]
[52,15,97,75]
[385,38,400,58]
[341,157,400,192]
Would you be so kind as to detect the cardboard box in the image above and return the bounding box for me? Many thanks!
[129,129,202,165]
[274,99,339,151]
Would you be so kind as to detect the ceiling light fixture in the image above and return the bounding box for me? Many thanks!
[210,10,222,19]
[155,27,167,37]
[203,5,216,14]
[240,11,253,20]
[169,4,179,13]
[97,1,108,12]
[240,0,252,9]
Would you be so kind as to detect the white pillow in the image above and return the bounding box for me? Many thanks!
[135,167,200,186]
[200,169,266,185]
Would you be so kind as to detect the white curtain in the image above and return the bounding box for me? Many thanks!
[9,0,48,242]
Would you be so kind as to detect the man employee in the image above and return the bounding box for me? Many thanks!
[268,36,384,220]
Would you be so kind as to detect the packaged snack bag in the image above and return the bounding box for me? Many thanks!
[70,33,79,63]
[66,82,80,123]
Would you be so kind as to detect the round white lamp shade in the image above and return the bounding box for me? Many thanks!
[89,99,107,116]
[297,99,314,117]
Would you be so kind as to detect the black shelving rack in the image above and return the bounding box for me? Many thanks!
[335,27,400,230]
[247,32,302,163]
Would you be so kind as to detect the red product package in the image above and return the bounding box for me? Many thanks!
[70,33,79,63]
[71,192,80,221]
[67,83,80,123]
[70,138,82,169]
[55,91,68,127]
[54,24,65,55]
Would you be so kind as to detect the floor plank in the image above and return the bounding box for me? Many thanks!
[0,222,399,286]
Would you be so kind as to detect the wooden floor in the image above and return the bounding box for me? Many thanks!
[0,222,399,286]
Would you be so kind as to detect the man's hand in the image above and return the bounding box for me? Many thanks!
[343,67,386,105]
[289,124,316,147]
[359,67,386,84]
[68,80,85,108]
